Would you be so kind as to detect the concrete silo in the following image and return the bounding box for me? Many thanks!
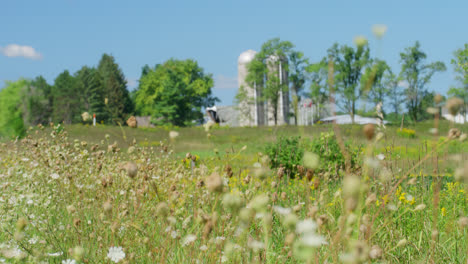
[238,50,259,126]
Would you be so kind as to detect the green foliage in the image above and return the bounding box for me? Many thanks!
[361,59,390,108]
[52,70,80,124]
[244,38,298,125]
[135,58,218,126]
[0,80,28,138]
[306,58,329,120]
[265,136,304,174]
[399,41,446,121]
[265,132,362,176]
[397,128,416,138]
[327,42,370,123]
[98,54,134,124]
[306,131,361,173]
[75,66,107,123]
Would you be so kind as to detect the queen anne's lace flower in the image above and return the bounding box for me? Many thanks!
[107,247,125,263]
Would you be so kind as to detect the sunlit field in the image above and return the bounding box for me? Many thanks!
[0,121,467,264]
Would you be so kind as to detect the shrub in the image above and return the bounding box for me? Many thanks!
[397,128,416,138]
[265,136,304,175]
[265,132,362,177]
[306,131,361,173]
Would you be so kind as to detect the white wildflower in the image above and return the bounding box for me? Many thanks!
[248,240,264,251]
[376,154,385,160]
[47,252,63,257]
[199,245,208,251]
[296,220,317,234]
[301,233,328,247]
[62,259,77,264]
[273,206,292,215]
[50,173,60,180]
[182,234,197,246]
[107,246,125,263]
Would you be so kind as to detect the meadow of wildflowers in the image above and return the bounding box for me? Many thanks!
[0,118,467,263]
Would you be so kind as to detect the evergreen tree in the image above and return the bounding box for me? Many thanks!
[97,54,133,124]
[52,70,80,124]
[75,66,107,122]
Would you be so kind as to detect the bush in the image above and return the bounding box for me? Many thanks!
[397,128,416,138]
[265,132,362,177]
[306,131,361,173]
[265,136,304,175]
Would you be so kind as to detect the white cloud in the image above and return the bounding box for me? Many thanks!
[0,44,43,60]
[214,75,238,90]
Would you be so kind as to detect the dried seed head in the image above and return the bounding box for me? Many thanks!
[369,245,383,259]
[414,204,426,211]
[16,217,28,231]
[303,152,319,169]
[156,202,169,217]
[103,200,112,213]
[458,216,468,228]
[363,124,375,140]
[67,205,76,214]
[123,161,138,178]
[396,238,407,247]
[446,97,464,116]
[434,93,443,104]
[73,218,81,227]
[206,172,223,193]
[371,24,387,39]
[448,128,461,139]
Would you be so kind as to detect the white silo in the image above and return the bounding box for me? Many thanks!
[238,50,258,126]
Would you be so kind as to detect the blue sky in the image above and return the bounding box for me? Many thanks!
[1,0,466,105]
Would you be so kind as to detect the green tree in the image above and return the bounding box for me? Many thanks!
[306,58,329,121]
[399,41,446,121]
[75,66,106,122]
[24,76,52,125]
[135,59,218,126]
[245,38,294,125]
[448,44,468,121]
[97,54,133,124]
[52,70,80,124]
[328,42,370,123]
[385,71,405,116]
[361,59,390,109]
[289,51,309,125]
[0,80,28,138]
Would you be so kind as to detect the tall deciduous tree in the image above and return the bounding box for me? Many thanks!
[328,42,370,123]
[448,43,468,121]
[399,41,446,121]
[97,54,133,124]
[306,58,329,120]
[0,80,28,138]
[135,59,218,126]
[289,51,309,125]
[361,59,390,110]
[385,71,405,116]
[245,38,294,125]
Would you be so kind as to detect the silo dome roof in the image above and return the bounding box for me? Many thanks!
[238,50,257,64]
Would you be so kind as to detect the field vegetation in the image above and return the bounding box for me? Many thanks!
[0,120,467,263]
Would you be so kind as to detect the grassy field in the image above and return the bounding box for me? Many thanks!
[0,121,467,263]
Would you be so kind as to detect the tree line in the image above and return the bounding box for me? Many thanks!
[239,38,468,125]
[1,39,467,138]
[0,55,216,138]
